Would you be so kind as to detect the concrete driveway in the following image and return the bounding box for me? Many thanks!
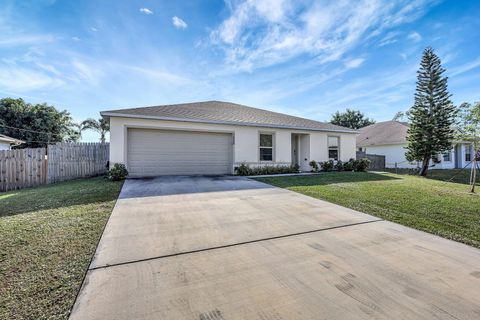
[70,176,480,320]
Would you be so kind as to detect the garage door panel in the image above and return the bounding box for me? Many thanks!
[127,129,233,177]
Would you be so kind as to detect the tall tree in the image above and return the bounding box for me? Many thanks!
[0,98,78,148]
[392,111,410,122]
[456,102,480,192]
[330,109,375,129]
[81,118,110,143]
[405,47,456,176]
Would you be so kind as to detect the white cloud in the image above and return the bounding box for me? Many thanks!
[91,27,98,32]
[210,0,436,72]
[449,58,480,77]
[378,31,401,47]
[407,31,422,42]
[344,58,365,69]
[122,64,192,85]
[71,60,103,85]
[0,66,64,92]
[172,16,188,29]
[72,36,81,41]
[0,34,54,47]
[140,8,153,15]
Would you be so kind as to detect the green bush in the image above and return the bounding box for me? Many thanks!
[309,160,319,172]
[354,158,371,172]
[234,163,299,176]
[106,163,129,181]
[343,158,355,171]
[334,160,344,171]
[320,160,334,172]
[235,163,251,176]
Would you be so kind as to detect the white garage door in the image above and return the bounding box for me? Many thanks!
[127,128,233,177]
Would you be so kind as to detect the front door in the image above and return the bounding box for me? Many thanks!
[291,135,299,166]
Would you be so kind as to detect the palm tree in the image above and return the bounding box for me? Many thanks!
[81,118,110,143]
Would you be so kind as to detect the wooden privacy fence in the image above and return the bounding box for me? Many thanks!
[356,151,386,171]
[47,143,109,183]
[0,148,47,192]
[0,143,109,192]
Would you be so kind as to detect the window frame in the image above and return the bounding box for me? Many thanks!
[465,145,472,162]
[442,151,451,162]
[259,132,275,162]
[328,136,340,161]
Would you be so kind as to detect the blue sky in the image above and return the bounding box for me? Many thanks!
[1,0,479,142]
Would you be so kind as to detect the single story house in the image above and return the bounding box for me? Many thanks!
[0,134,24,150]
[357,121,475,169]
[101,101,358,177]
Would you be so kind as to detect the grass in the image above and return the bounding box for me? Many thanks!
[256,172,480,248]
[385,168,479,185]
[0,177,123,320]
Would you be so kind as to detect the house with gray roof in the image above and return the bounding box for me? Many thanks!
[0,134,24,150]
[357,121,474,169]
[102,101,358,177]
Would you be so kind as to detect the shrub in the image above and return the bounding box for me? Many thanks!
[106,163,128,181]
[343,158,355,171]
[235,163,251,176]
[320,160,334,172]
[234,163,299,176]
[354,158,371,172]
[334,160,344,171]
[309,160,319,172]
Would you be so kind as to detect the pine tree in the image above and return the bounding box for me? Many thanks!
[405,47,456,176]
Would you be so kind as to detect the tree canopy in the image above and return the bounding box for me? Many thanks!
[330,109,375,129]
[405,47,456,176]
[0,98,78,148]
[456,102,480,192]
[81,118,110,143]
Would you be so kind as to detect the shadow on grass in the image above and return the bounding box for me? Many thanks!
[385,168,479,186]
[0,177,123,217]
[255,171,400,188]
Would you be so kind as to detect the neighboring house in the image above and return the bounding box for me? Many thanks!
[0,134,24,150]
[357,121,474,169]
[101,101,358,177]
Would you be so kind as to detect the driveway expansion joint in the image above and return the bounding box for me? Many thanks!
[89,218,383,271]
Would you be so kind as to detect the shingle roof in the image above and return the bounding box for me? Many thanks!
[101,101,357,133]
[357,121,410,147]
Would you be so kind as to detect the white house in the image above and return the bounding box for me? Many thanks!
[0,134,24,150]
[101,101,358,177]
[357,121,474,169]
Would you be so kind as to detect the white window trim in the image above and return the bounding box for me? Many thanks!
[259,132,275,162]
[328,135,340,160]
[442,151,452,162]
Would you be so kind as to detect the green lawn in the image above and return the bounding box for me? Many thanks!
[0,177,123,320]
[256,172,480,248]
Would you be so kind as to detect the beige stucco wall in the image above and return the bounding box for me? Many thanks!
[109,116,357,171]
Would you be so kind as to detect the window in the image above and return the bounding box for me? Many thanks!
[328,136,339,160]
[259,133,273,161]
[465,145,472,162]
[443,152,451,162]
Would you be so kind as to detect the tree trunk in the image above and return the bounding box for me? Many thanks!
[419,157,430,176]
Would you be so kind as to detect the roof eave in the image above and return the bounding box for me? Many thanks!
[0,137,25,145]
[101,112,359,134]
